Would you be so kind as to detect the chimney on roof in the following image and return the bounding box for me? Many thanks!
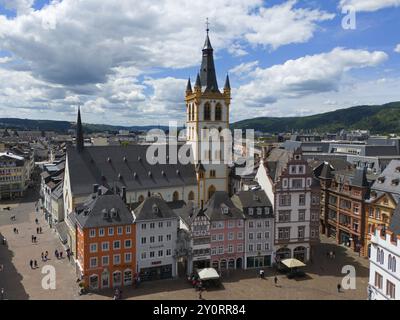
[93,184,99,194]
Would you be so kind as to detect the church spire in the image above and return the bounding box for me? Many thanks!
[200,20,219,93]
[224,74,230,90]
[186,77,192,94]
[76,105,84,152]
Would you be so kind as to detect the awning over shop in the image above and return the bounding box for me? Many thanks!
[55,221,69,244]
[281,258,306,269]
[197,268,220,281]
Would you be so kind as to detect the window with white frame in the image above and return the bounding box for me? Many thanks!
[218,246,224,254]
[125,253,132,263]
[218,234,224,241]
[158,250,163,257]
[124,239,132,249]
[108,227,114,236]
[89,229,96,238]
[150,251,155,258]
[141,252,146,260]
[228,232,234,240]
[150,223,155,229]
[90,257,97,268]
[237,244,243,252]
[166,249,172,256]
[117,226,123,235]
[248,208,254,215]
[126,225,131,234]
[237,232,243,240]
[166,234,172,241]
[211,247,217,255]
[113,240,121,250]
[228,245,234,253]
[248,244,254,252]
[158,235,163,242]
[113,254,121,265]
[99,228,105,237]
[257,208,262,215]
[150,236,155,243]
[102,256,109,266]
[89,243,98,253]
[102,241,110,251]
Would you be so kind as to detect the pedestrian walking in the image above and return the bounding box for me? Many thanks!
[274,276,278,287]
[45,251,48,260]
[35,218,38,224]
[337,283,341,293]
[34,260,38,269]
[34,236,37,243]
[59,251,63,259]
[36,227,39,234]
[41,252,44,261]
[31,235,34,243]
[16,228,18,234]
[39,227,42,233]
[55,249,59,259]
[13,228,16,234]
[29,260,33,269]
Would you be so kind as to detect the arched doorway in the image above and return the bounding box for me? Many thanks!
[123,269,133,286]
[101,270,109,289]
[236,258,242,269]
[293,246,307,262]
[228,259,235,269]
[188,191,195,201]
[173,191,179,201]
[113,271,122,288]
[220,259,227,270]
[89,274,99,290]
[208,185,216,200]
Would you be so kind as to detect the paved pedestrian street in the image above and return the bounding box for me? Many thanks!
[1,192,369,300]
[0,190,78,300]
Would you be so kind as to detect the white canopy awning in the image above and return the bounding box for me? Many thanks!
[281,258,306,269]
[197,268,220,281]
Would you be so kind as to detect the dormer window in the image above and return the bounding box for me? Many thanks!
[152,204,159,214]
[221,206,229,215]
[248,208,254,215]
[253,194,259,201]
[257,208,262,215]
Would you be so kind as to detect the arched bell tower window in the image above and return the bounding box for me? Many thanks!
[215,104,222,121]
[204,103,211,121]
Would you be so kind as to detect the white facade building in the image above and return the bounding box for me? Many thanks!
[368,227,400,300]
[134,196,179,281]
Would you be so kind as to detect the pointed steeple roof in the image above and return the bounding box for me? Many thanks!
[203,34,213,50]
[194,73,201,88]
[186,77,192,93]
[200,30,219,93]
[76,105,84,153]
[224,74,230,90]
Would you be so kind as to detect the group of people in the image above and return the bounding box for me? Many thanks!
[29,259,38,269]
[31,235,38,243]
[12,228,19,234]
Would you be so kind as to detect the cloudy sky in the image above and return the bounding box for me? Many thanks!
[0,0,399,126]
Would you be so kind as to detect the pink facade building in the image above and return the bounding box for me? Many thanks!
[206,192,245,270]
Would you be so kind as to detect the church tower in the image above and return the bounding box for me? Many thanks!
[185,26,231,205]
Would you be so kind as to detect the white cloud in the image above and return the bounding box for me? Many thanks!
[230,61,259,77]
[0,0,34,15]
[395,44,400,53]
[234,48,388,110]
[339,0,400,12]
[0,0,334,87]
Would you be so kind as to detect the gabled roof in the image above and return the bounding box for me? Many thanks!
[66,145,197,196]
[74,192,133,229]
[134,196,178,221]
[232,190,272,209]
[203,191,244,221]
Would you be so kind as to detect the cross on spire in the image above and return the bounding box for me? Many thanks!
[205,17,210,34]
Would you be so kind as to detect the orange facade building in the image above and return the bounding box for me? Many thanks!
[71,185,136,290]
